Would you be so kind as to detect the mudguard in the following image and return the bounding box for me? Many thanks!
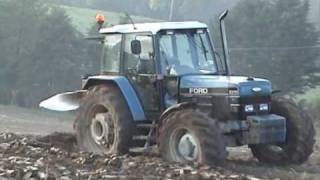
[84,75,146,121]
[159,102,196,122]
[40,75,146,122]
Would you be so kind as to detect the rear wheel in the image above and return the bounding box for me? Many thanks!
[158,109,227,165]
[249,97,315,165]
[75,85,134,155]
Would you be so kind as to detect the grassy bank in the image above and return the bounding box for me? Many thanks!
[62,5,158,34]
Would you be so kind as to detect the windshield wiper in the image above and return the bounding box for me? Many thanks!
[199,35,209,61]
[187,33,209,62]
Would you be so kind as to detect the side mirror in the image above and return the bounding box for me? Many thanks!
[131,40,141,55]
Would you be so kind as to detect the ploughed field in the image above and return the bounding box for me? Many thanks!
[0,105,319,180]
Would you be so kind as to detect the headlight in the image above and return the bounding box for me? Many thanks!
[244,105,254,112]
[259,104,269,111]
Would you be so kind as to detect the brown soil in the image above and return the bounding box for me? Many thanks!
[0,106,319,180]
[0,132,260,180]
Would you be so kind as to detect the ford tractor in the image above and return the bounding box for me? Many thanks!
[40,11,315,165]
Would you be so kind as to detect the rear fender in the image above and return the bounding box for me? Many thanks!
[82,75,146,121]
[40,75,146,122]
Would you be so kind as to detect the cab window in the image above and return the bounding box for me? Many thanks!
[101,34,122,73]
[123,33,155,74]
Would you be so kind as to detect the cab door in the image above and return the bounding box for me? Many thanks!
[122,33,160,113]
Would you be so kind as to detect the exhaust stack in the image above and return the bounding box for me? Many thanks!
[219,10,231,76]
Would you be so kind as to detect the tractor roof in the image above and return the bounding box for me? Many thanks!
[99,21,207,35]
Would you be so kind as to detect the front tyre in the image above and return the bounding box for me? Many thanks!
[75,85,134,155]
[250,97,315,165]
[158,109,227,165]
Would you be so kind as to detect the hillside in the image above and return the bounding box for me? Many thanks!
[62,1,320,33]
[62,6,158,34]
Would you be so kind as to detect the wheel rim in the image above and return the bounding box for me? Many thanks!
[170,128,199,161]
[89,107,115,149]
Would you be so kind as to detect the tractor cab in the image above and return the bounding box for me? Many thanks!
[94,21,222,114]
[100,22,225,112]
[96,19,273,122]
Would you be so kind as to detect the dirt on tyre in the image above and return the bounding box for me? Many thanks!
[249,97,315,165]
[158,108,227,166]
[74,85,134,155]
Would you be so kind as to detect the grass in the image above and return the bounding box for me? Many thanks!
[296,86,320,104]
[61,5,158,34]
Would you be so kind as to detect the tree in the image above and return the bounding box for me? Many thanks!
[18,7,84,106]
[149,0,239,21]
[224,0,319,93]
[0,0,87,107]
[0,0,49,105]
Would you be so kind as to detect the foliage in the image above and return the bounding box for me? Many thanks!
[223,0,319,93]
[48,0,239,23]
[0,0,86,107]
[150,0,239,21]
[0,0,156,107]
[61,5,156,34]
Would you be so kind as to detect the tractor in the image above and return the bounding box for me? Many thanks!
[40,11,315,165]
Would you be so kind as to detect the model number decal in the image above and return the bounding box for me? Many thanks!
[189,88,208,94]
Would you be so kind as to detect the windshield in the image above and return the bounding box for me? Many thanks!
[159,30,217,76]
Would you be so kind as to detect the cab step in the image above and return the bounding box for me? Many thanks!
[130,121,157,154]
[132,135,148,140]
[136,123,156,129]
[133,135,155,141]
[129,147,151,153]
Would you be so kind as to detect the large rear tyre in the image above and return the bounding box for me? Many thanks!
[75,85,134,155]
[158,109,227,165]
[249,97,315,165]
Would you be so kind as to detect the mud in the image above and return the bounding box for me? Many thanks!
[0,106,319,180]
[0,132,263,180]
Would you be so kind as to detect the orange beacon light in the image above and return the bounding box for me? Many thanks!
[95,14,105,26]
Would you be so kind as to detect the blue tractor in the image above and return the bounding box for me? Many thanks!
[40,11,315,165]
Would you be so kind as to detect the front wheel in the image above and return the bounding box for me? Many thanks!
[158,109,227,165]
[249,97,315,165]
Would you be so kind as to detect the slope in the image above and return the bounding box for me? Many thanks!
[62,5,158,34]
